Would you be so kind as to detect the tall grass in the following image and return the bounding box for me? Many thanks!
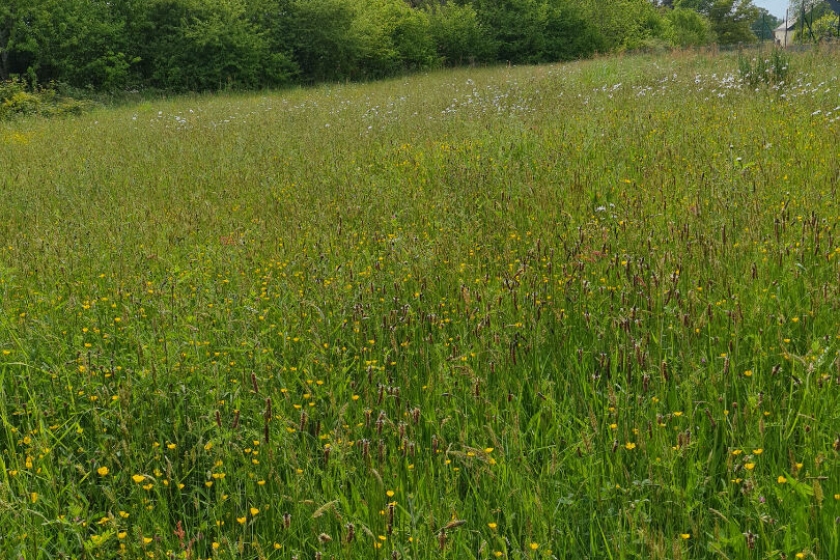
[1,46,840,559]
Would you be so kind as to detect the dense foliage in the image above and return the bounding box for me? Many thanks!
[0,0,768,93]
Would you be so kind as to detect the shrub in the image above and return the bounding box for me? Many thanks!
[425,2,497,65]
[665,7,714,47]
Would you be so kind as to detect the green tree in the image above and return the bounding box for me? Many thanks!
[811,11,840,38]
[135,0,293,90]
[573,0,668,51]
[750,7,781,41]
[425,2,496,65]
[284,0,363,82]
[472,0,603,64]
[349,0,438,78]
[675,0,759,44]
[665,6,714,46]
[0,0,136,89]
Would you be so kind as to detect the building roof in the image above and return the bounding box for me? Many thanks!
[774,18,798,32]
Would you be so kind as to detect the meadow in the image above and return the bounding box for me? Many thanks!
[1,46,840,559]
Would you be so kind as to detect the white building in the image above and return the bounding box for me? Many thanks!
[774,18,798,47]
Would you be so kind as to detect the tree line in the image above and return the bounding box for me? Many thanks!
[0,0,779,93]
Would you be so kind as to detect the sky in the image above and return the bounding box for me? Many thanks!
[753,0,792,19]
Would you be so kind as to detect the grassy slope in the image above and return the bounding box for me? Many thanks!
[1,47,840,559]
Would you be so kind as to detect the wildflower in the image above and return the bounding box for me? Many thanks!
[744,463,755,471]
[132,474,145,483]
[97,466,109,476]
[488,522,498,529]
[529,542,539,550]
[680,533,691,539]
[625,442,636,450]
[777,476,787,484]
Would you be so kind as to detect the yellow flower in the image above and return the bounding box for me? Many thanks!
[753,448,763,455]
[625,442,636,450]
[97,466,109,476]
[680,533,691,539]
[777,476,787,484]
[488,522,498,529]
[143,537,153,545]
[118,532,127,539]
[744,463,755,471]
[237,516,247,525]
[743,370,753,377]
[529,542,539,550]
[386,490,395,498]
[250,507,260,516]
[132,474,145,483]
[212,542,220,550]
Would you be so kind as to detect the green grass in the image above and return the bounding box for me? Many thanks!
[1,45,840,559]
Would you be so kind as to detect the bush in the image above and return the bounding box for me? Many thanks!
[666,7,714,47]
[425,2,497,65]
[137,0,296,91]
[350,0,439,79]
[0,79,96,120]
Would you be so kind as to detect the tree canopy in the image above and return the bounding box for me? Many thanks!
[0,0,768,93]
